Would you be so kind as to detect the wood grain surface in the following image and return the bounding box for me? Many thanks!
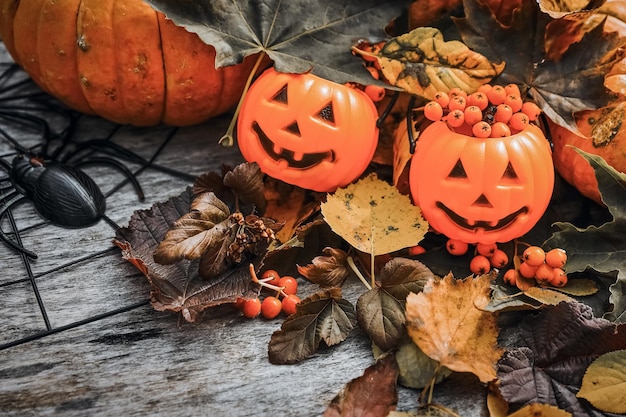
[0,44,487,416]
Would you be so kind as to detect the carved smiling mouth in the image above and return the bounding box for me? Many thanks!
[436,202,528,232]
[252,122,334,169]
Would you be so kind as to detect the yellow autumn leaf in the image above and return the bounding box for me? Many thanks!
[507,403,572,417]
[405,273,504,383]
[320,173,428,255]
[355,27,505,99]
[523,287,575,306]
[577,349,626,414]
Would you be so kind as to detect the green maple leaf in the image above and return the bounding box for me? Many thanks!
[543,148,626,323]
[454,0,625,134]
[144,0,408,85]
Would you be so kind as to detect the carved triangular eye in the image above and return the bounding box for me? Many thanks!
[472,194,493,208]
[317,102,335,124]
[284,121,301,136]
[272,84,289,104]
[501,162,518,179]
[448,159,467,178]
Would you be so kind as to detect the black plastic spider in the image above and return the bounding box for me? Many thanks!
[0,63,148,259]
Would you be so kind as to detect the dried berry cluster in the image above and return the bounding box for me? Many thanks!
[423,85,542,137]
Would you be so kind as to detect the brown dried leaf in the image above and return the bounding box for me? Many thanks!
[268,288,356,364]
[114,189,259,322]
[223,162,266,212]
[507,403,573,417]
[152,192,230,264]
[323,353,399,417]
[357,258,435,352]
[297,247,350,288]
[405,273,504,383]
[539,0,606,18]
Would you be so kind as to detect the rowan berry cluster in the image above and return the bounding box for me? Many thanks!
[423,84,542,138]
[503,246,568,288]
[235,266,302,319]
[442,239,568,289]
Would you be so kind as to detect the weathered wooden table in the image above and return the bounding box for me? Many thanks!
[0,45,486,416]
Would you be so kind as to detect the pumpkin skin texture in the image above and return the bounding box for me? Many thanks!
[549,103,626,205]
[237,68,379,192]
[409,122,554,244]
[0,0,257,126]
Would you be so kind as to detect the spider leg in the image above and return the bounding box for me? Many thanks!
[0,191,38,259]
[61,138,148,166]
[71,157,145,201]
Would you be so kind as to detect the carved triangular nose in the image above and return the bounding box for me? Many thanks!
[472,194,493,208]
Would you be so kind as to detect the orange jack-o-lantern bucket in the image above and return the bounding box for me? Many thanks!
[236,68,379,192]
[409,121,554,244]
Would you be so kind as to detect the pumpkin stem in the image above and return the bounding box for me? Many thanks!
[219,52,269,147]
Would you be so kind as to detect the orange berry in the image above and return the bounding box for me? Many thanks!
[424,101,444,121]
[446,109,466,127]
[486,85,507,105]
[477,84,492,94]
[549,268,568,287]
[545,248,567,269]
[472,121,492,138]
[503,269,517,286]
[464,105,483,126]
[489,249,509,268]
[509,111,530,131]
[504,94,523,112]
[518,261,538,279]
[476,242,498,257]
[521,101,542,121]
[504,83,521,97]
[448,95,467,111]
[449,87,468,99]
[446,239,469,256]
[494,104,513,123]
[470,255,491,275]
[434,91,450,108]
[467,91,489,110]
[534,263,554,283]
[365,84,386,102]
[522,246,546,267]
[490,121,512,137]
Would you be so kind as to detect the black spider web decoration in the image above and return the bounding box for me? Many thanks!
[0,49,228,350]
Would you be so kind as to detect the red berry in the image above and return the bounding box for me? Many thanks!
[282,294,301,315]
[242,298,262,318]
[261,296,283,319]
[521,101,542,121]
[534,263,554,283]
[434,91,450,108]
[448,95,467,111]
[504,83,521,97]
[486,85,507,105]
[494,104,513,123]
[278,276,298,295]
[464,105,483,126]
[549,268,568,287]
[518,261,538,279]
[467,91,489,110]
[408,245,426,256]
[509,111,530,131]
[490,121,512,137]
[261,269,281,286]
[446,109,465,127]
[504,94,523,112]
[503,269,517,286]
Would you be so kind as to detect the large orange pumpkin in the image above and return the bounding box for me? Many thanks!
[549,102,626,205]
[409,121,554,244]
[237,68,379,192]
[0,0,258,126]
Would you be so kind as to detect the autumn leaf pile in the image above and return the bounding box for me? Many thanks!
[114,0,626,415]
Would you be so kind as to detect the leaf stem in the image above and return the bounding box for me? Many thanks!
[346,256,372,290]
[249,263,287,297]
[219,52,268,147]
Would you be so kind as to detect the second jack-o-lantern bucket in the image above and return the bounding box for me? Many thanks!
[409,121,554,244]
[236,68,379,192]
